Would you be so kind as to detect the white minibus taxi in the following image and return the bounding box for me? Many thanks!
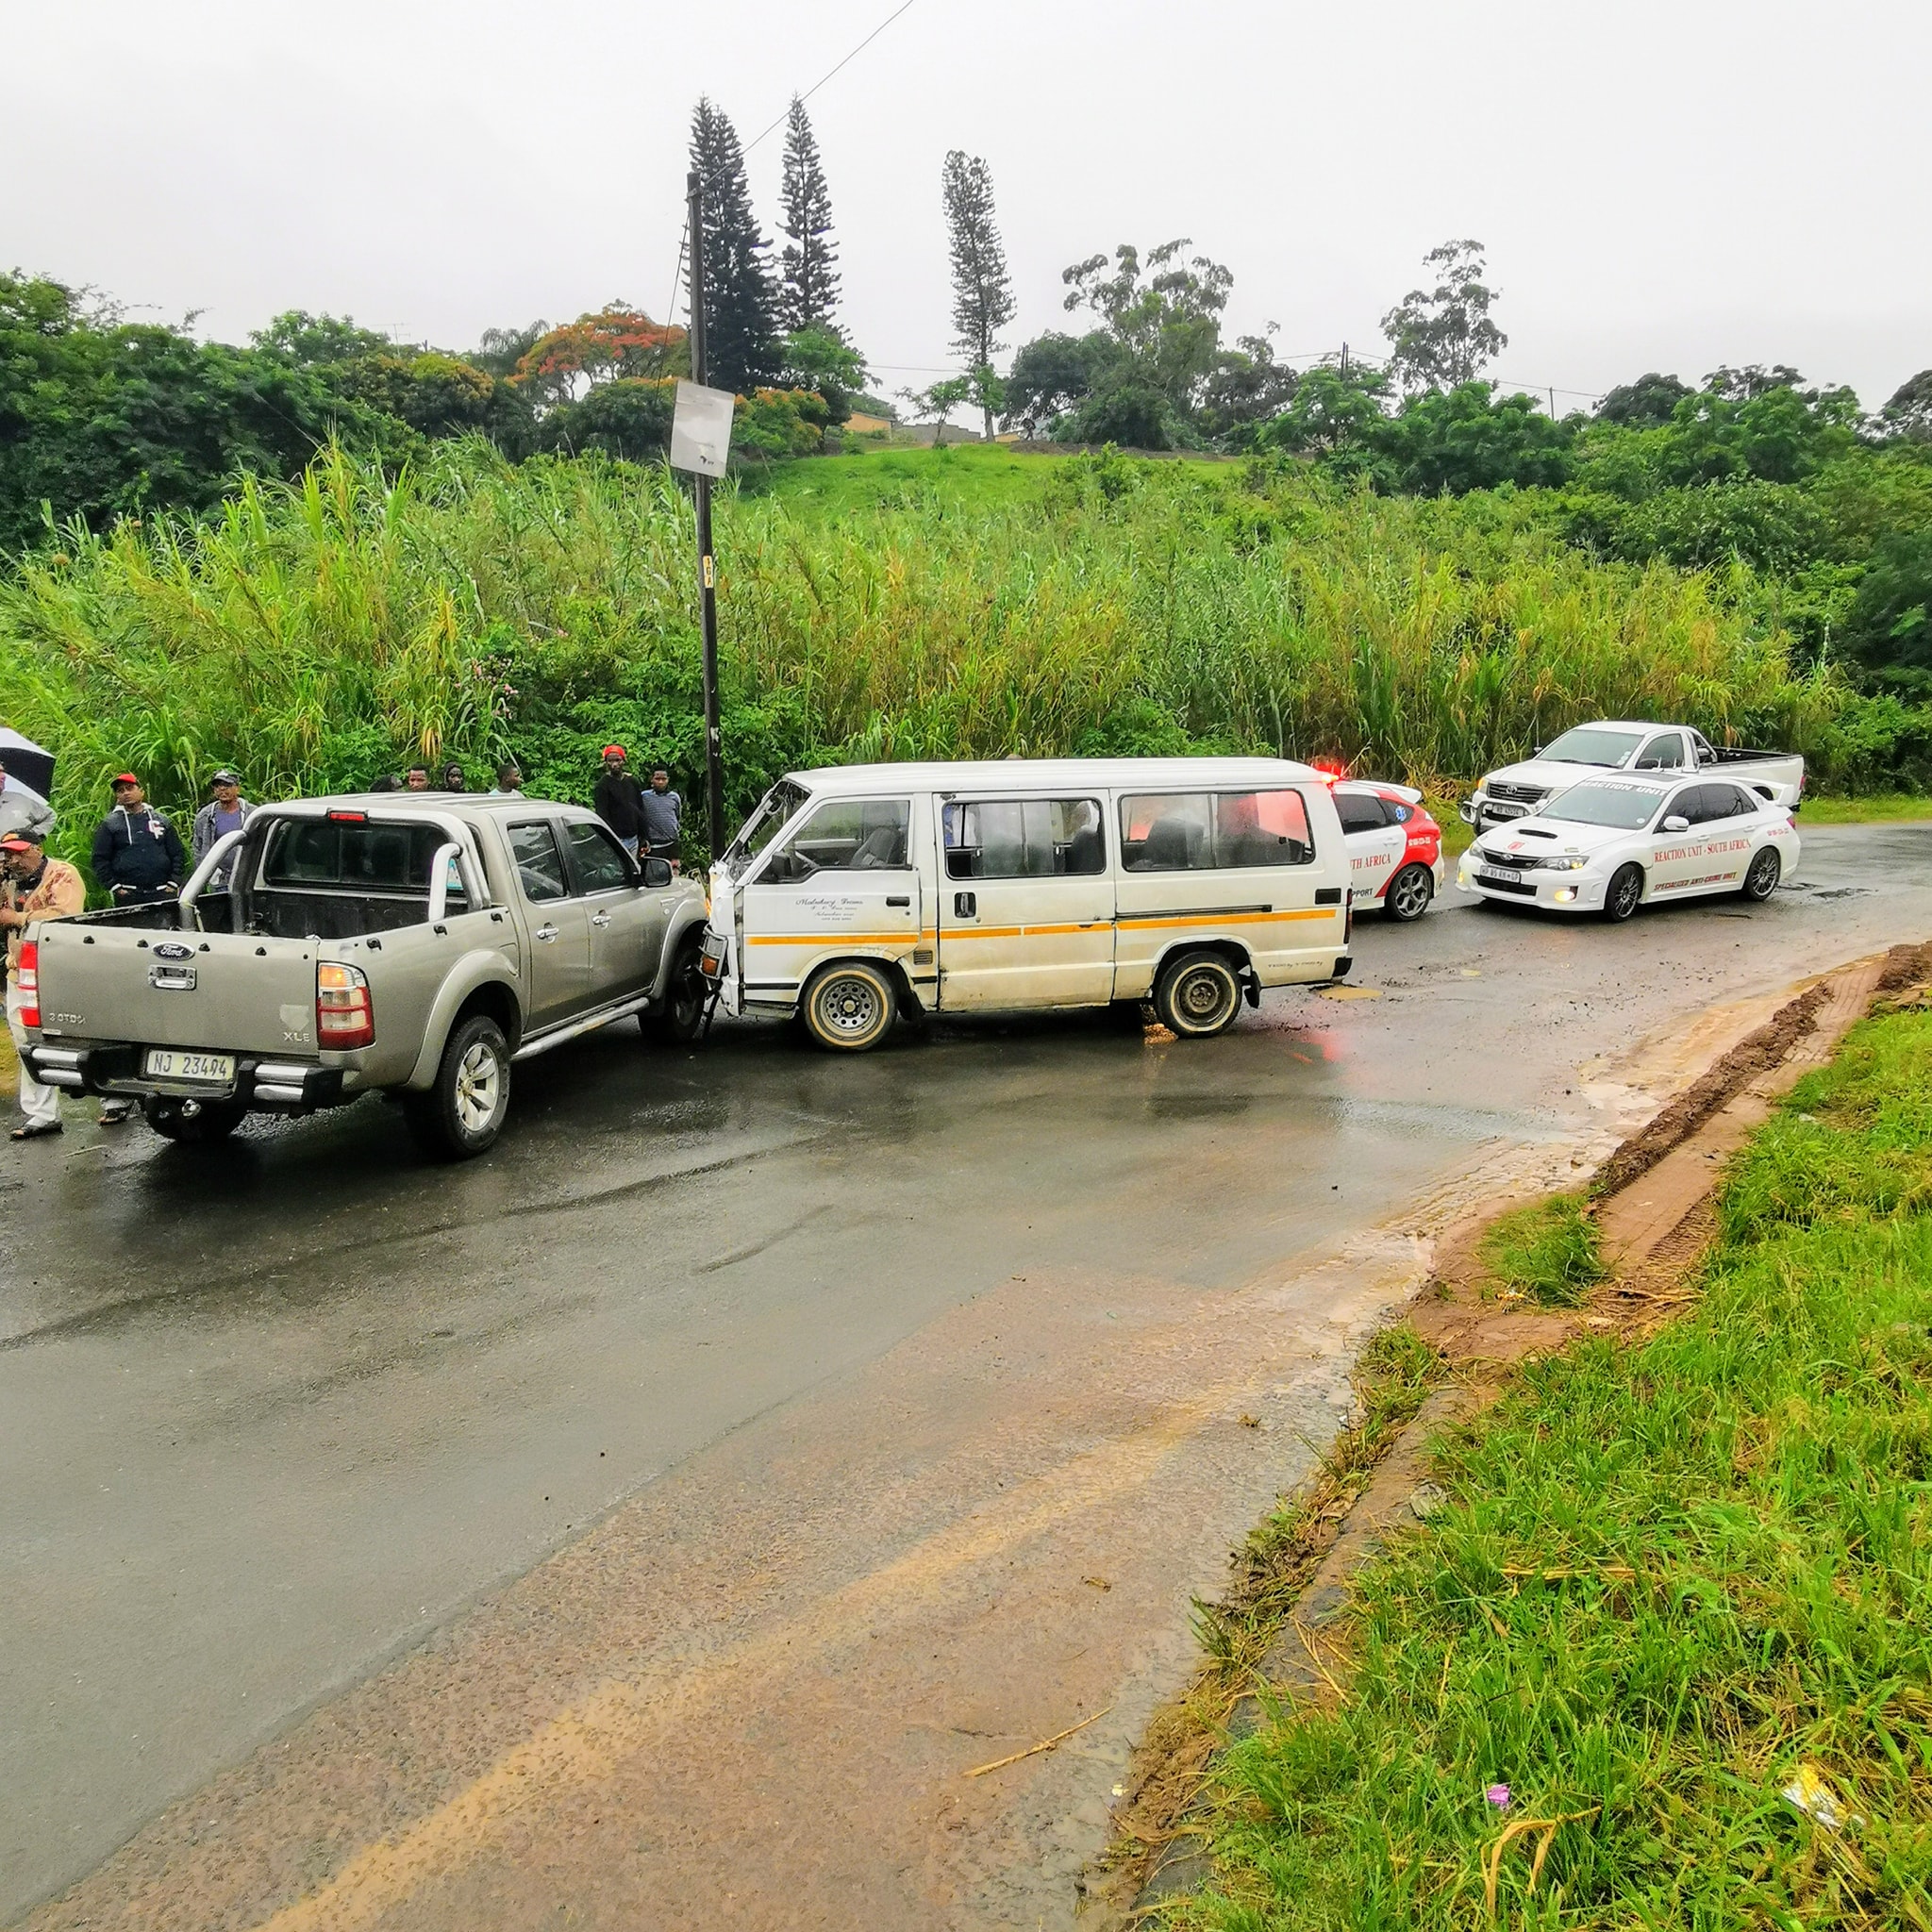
[700,758,1354,1050]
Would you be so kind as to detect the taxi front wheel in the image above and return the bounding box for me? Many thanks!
[1155,950,1243,1039]
[803,960,898,1052]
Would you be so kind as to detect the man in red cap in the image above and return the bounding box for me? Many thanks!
[1,830,85,1139]
[91,774,185,908]
[592,744,648,859]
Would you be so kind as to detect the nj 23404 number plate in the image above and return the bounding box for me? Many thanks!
[142,1049,236,1084]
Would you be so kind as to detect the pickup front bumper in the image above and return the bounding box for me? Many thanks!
[23,1043,347,1112]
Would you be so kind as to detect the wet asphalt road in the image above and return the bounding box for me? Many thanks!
[4,821,1931,1923]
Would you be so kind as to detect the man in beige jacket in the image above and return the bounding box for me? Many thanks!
[2,831,86,1139]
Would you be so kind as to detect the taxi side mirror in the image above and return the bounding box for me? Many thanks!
[641,857,674,887]
[1661,814,1690,834]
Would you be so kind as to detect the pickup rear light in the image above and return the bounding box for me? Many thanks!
[325,808,370,824]
[316,961,375,1049]
[14,939,39,1028]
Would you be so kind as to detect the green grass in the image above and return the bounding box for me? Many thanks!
[1477,1193,1609,1307]
[1798,793,1932,825]
[743,439,1066,516]
[1169,1006,1932,1930]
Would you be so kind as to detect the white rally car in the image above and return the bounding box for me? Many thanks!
[1455,773,1799,921]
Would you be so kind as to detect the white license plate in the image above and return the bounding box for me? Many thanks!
[1478,867,1522,884]
[143,1049,236,1084]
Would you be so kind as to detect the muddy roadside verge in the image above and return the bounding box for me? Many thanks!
[1109,941,1932,1920]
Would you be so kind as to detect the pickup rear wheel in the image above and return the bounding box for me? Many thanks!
[642,932,708,1044]
[407,1013,511,1158]
[802,959,897,1052]
[142,1094,246,1144]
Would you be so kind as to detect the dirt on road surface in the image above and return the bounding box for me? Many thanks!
[5,822,1931,1930]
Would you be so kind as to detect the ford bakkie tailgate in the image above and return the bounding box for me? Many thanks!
[33,924,325,1056]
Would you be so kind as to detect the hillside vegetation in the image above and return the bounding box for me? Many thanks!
[2,440,1908,872]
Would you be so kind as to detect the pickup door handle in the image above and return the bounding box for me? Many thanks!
[885,895,910,908]
[590,911,613,927]
[535,924,558,942]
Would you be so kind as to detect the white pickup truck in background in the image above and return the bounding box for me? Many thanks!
[1462,721,1806,833]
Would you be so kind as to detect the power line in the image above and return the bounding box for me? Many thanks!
[741,0,920,155]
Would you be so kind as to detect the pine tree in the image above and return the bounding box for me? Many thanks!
[941,152,1016,442]
[776,97,841,337]
[689,98,780,395]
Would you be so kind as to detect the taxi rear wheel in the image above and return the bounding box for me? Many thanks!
[1385,862,1434,922]
[1601,863,1645,923]
[802,960,898,1052]
[1155,950,1243,1039]
[1741,847,1782,901]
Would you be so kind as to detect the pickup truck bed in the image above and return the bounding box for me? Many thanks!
[19,795,709,1157]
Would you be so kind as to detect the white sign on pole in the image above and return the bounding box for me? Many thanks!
[670,380,735,478]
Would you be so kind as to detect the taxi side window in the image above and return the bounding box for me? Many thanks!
[767,799,910,880]
[508,821,570,902]
[1119,791,1315,870]
[943,798,1105,879]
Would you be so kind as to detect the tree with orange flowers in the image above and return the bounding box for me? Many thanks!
[512,308,690,408]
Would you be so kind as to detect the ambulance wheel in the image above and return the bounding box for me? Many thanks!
[802,960,897,1052]
[1741,847,1782,902]
[142,1094,246,1144]
[1602,863,1645,923]
[1155,950,1242,1039]
[1385,863,1434,922]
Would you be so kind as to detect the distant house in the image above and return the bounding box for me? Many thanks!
[844,412,895,437]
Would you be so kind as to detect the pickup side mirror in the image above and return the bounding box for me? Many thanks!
[1661,814,1690,834]
[641,857,674,888]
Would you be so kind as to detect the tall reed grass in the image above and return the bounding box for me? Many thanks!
[0,441,1858,867]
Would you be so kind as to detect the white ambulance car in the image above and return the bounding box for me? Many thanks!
[700,758,1355,1050]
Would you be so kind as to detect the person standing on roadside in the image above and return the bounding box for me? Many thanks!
[592,744,647,858]
[1,830,85,1140]
[489,759,524,798]
[403,765,432,791]
[640,762,683,867]
[190,769,254,890]
[90,775,184,1124]
[92,775,185,908]
[441,761,467,792]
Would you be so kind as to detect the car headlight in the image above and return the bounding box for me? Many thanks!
[1546,855,1589,872]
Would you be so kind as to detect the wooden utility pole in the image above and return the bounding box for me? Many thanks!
[686,168,727,862]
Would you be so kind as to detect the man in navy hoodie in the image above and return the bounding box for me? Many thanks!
[90,774,187,1124]
[92,774,186,906]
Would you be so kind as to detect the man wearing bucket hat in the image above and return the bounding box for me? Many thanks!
[592,744,648,859]
[1,829,85,1139]
[191,769,255,891]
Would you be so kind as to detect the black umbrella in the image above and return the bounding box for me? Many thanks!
[0,726,55,801]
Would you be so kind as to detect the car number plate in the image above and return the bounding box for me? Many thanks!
[1478,866,1522,884]
[143,1049,236,1084]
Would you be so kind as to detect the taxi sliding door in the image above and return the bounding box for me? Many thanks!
[934,795,1113,1009]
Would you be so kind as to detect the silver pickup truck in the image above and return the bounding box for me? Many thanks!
[1461,720,1806,832]
[16,794,709,1158]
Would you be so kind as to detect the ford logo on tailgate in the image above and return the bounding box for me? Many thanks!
[153,941,193,961]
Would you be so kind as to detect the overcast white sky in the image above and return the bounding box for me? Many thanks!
[4,0,1927,411]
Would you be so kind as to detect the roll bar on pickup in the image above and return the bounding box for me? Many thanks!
[175,808,492,929]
